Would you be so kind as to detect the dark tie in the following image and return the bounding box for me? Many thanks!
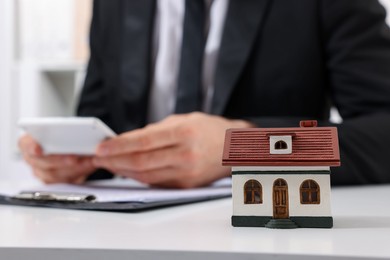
[175,0,206,113]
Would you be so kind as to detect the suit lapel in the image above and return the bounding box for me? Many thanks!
[211,0,271,115]
[120,0,155,127]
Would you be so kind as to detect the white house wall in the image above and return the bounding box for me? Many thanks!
[232,174,331,217]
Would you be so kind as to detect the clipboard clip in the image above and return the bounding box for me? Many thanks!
[13,191,96,203]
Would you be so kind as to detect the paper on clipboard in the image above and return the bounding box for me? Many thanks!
[1,178,232,204]
[26,179,231,203]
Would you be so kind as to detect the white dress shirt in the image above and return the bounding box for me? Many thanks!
[147,0,229,123]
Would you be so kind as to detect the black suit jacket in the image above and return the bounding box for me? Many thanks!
[78,0,390,185]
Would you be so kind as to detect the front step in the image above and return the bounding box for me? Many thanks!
[265,219,299,229]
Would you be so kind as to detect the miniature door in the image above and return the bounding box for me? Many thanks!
[273,178,289,219]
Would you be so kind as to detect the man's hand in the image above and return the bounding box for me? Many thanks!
[93,112,254,188]
[19,135,96,184]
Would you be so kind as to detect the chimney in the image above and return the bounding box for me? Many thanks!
[300,120,318,128]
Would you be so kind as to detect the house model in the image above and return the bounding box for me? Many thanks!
[222,120,340,229]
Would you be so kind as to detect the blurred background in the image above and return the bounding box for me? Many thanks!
[0,0,389,181]
[0,0,92,181]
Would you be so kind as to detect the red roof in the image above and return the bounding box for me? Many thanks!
[222,121,340,167]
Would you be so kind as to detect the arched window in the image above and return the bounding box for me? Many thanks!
[244,180,262,204]
[300,179,320,204]
[275,140,288,150]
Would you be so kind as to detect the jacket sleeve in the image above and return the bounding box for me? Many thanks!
[320,0,390,185]
[77,0,111,124]
[77,0,113,180]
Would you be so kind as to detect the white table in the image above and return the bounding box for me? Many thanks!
[0,184,389,260]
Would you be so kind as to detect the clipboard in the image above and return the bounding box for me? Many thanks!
[0,179,232,212]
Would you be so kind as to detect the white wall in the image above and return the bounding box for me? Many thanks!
[232,174,332,217]
[0,0,29,181]
[1,0,30,179]
[0,0,8,180]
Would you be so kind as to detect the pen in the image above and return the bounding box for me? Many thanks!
[13,191,96,202]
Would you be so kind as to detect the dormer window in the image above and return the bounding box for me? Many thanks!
[275,140,288,150]
[269,135,292,154]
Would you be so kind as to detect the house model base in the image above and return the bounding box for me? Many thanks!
[222,121,340,229]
